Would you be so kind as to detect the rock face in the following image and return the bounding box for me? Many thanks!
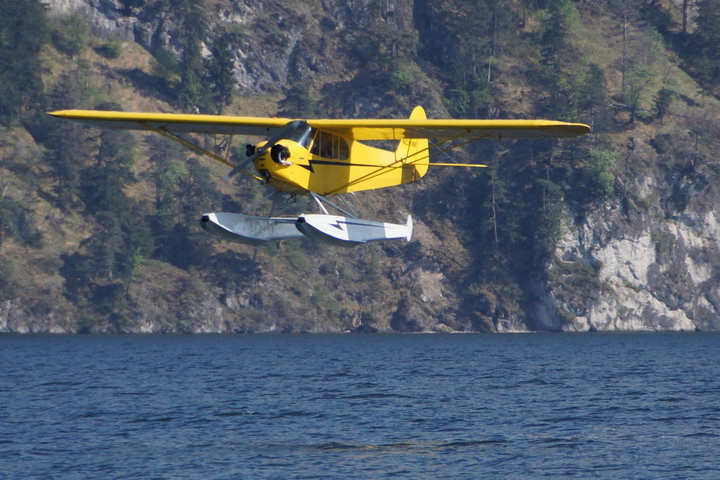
[26,0,720,333]
[0,300,75,334]
[44,0,383,94]
[533,170,720,332]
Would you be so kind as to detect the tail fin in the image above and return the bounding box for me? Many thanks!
[396,106,430,185]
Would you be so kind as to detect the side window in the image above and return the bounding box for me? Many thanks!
[311,131,349,160]
[337,137,349,160]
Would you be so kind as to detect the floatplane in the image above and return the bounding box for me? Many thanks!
[49,107,589,246]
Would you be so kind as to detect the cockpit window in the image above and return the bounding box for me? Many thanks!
[282,121,313,149]
[310,130,349,160]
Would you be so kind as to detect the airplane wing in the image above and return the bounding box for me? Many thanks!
[47,110,292,136]
[308,118,590,140]
[48,110,590,140]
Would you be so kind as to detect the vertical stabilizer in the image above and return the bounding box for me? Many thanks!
[396,106,430,185]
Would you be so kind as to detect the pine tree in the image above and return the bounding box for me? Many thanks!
[81,130,136,215]
[579,64,611,133]
[147,137,220,268]
[280,84,321,118]
[58,119,154,316]
[694,0,720,86]
[44,71,91,211]
[175,0,210,111]
[148,138,188,243]
[0,0,48,124]
[207,31,236,114]
[537,0,582,120]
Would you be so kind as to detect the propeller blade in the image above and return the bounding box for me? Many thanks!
[226,120,307,179]
[225,151,261,180]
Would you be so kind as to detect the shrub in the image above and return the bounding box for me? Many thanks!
[51,13,90,57]
[96,39,122,60]
[152,48,179,79]
[390,64,415,93]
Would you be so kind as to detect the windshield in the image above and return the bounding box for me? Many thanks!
[283,121,314,150]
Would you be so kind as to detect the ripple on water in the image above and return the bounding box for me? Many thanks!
[2,333,720,479]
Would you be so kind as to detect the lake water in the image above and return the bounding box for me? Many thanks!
[1,333,719,479]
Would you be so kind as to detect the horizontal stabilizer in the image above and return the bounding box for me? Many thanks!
[200,212,304,245]
[296,214,413,247]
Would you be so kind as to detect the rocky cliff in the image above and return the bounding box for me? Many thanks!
[2,0,719,333]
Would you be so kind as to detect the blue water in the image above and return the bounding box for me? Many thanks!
[1,333,719,479]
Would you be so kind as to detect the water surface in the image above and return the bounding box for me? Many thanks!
[1,333,719,479]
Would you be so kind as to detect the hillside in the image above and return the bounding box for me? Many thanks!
[1,0,720,333]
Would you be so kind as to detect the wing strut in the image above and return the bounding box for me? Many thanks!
[401,129,483,167]
[424,134,490,166]
[311,192,358,218]
[338,195,360,219]
[138,121,264,182]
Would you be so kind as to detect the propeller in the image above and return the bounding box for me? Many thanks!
[225,120,306,180]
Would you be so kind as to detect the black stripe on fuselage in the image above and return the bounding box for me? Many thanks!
[297,159,383,173]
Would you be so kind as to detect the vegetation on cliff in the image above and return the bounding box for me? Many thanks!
[1,0,719,332]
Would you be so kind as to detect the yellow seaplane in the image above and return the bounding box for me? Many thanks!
[49,107,589,246]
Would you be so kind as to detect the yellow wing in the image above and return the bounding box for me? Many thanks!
[309,118,590,140]
[47,110,291,136]
[48,109,590,140]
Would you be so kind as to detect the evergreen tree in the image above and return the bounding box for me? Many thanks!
[164,157,221,269]
[0,0,48,124]
[81,130,136,215]
[60,213,128,318]
[51,13,90,57]
[693,0,720,86]
[654,88,674,119]
[179,39,206,111]
[86,212,124,282]
[148,138,187,243]
[83,126,153,276]
[536,0,582,120]
[175,0,210,111]
[0,199,43,248]
[44,71,91,211]
[280,84,321,118]
[579,64,611,133]
[60,119,153,318]
[147,137,220,268]
[415,0,510,118]
[177,158,222,225]
[207,31,236,113]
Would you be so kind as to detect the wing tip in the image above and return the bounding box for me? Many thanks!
[546,121,591,137]
[559,123,590,136]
